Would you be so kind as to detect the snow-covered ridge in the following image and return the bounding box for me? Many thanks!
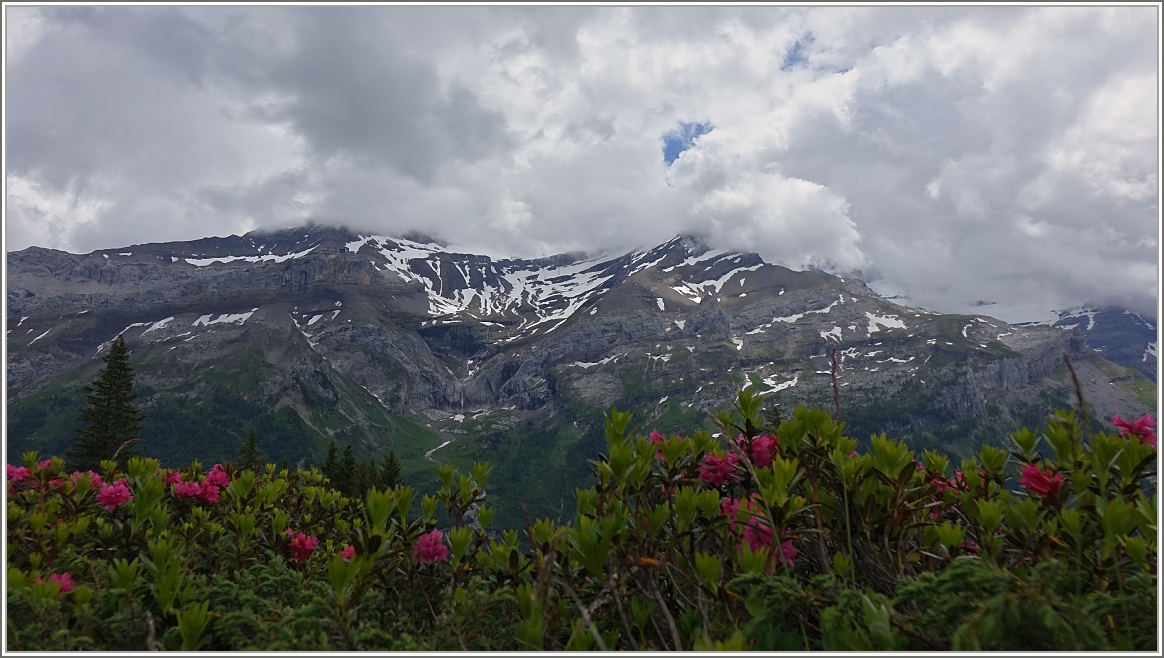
[185,247,317,267]
[1055,307,1098,331]
[348,234,780,337]
[349,234,624,336]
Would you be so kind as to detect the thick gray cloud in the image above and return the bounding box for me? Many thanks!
[5,6,1158,322]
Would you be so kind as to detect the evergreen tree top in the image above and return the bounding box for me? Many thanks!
[69,334,143,472]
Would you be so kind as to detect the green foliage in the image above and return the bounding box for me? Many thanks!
[6,392,1156,651]
[318,441,402,499]
[379,452,402,490]
[237,429,263,472]
[68,335,144,471]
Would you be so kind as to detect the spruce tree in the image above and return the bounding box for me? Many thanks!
[69,334,144,472]
[380,451,402,490]
[238,428,263,471]
[353,460,377,496]
[321,440,339,484]
[337,444,357,495]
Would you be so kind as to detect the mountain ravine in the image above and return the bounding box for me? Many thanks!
[6,225,1156,526]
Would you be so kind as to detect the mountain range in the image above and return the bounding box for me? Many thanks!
[6,224,1156,525]
[1046,306,1157,381]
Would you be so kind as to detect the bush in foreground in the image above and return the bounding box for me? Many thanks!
[5,391,1156,650]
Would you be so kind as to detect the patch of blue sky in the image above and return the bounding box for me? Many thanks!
[781,33,814,71]
[662,121,713,166]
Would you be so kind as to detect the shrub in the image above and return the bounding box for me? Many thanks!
[5,391,1156,650]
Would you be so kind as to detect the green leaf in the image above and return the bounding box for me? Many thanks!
[176,601,213,651]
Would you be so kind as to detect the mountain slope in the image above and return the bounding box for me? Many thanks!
[1048,306,1157,381]
[7,225,1155,523]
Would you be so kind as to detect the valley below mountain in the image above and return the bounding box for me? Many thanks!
[7,225,1156,527]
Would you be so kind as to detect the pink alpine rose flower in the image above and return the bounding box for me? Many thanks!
[198,481,221,504]
[699,453,740,487]
[288,532,320,564]
[48,572,74,594]
[32,573,74,597]
[7,464,31,483]
[71,471,103,488]
[173,481,203,499]
[750,435,778,468]
[722,496,798,569]
[340,545,356,561]
[649,429,667,460]
[1113,414,1157,448]
[165,470,184,485]
[413,529,450,565]
[742,514,775,552]
[1019,464,1063,500]
[205,464,230,488]
[720,497,743,533]
[775,538,799,568]
[96,480,133,511]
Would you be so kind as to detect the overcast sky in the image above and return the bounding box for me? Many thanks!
[5,6,1159,322]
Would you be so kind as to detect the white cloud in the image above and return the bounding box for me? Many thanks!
[3,6,1157,321]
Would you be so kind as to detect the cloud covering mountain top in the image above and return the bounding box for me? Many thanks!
[5,6,1158,322]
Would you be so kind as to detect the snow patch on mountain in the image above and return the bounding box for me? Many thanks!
[27,329,51,346]
[867,312,907,334]
[193,309,257,327]
[185,247,317,267]
[1057,307,1098,331]
[142,317,175,335]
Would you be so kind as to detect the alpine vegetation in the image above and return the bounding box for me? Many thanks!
[5,389,1156,650]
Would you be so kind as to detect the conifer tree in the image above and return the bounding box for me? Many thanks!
[321,440,339,483]
[68,334,143,471]
[352,459,377,496]
[238,428,263,471]
[380,451,402,490]
[337,444,357,495]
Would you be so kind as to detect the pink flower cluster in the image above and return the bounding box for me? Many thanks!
[1019,464,1063,500]
[413,529,450,565]
[340,545,356,561]
[735,434,778,468]
[72,471,103,488]
[7,464,31,484]
[287,531,320,564]
[720,496,797,568]
[205,464,231,487]
[930,471,972,494]
[649,429,667,460]
[1113,414,1157,448]
[170,464,229,503]
[96,479,133,511]
[173,480,220,503]
[8,462,119,501]
[699,453,741,487]
[32,572,74,596]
